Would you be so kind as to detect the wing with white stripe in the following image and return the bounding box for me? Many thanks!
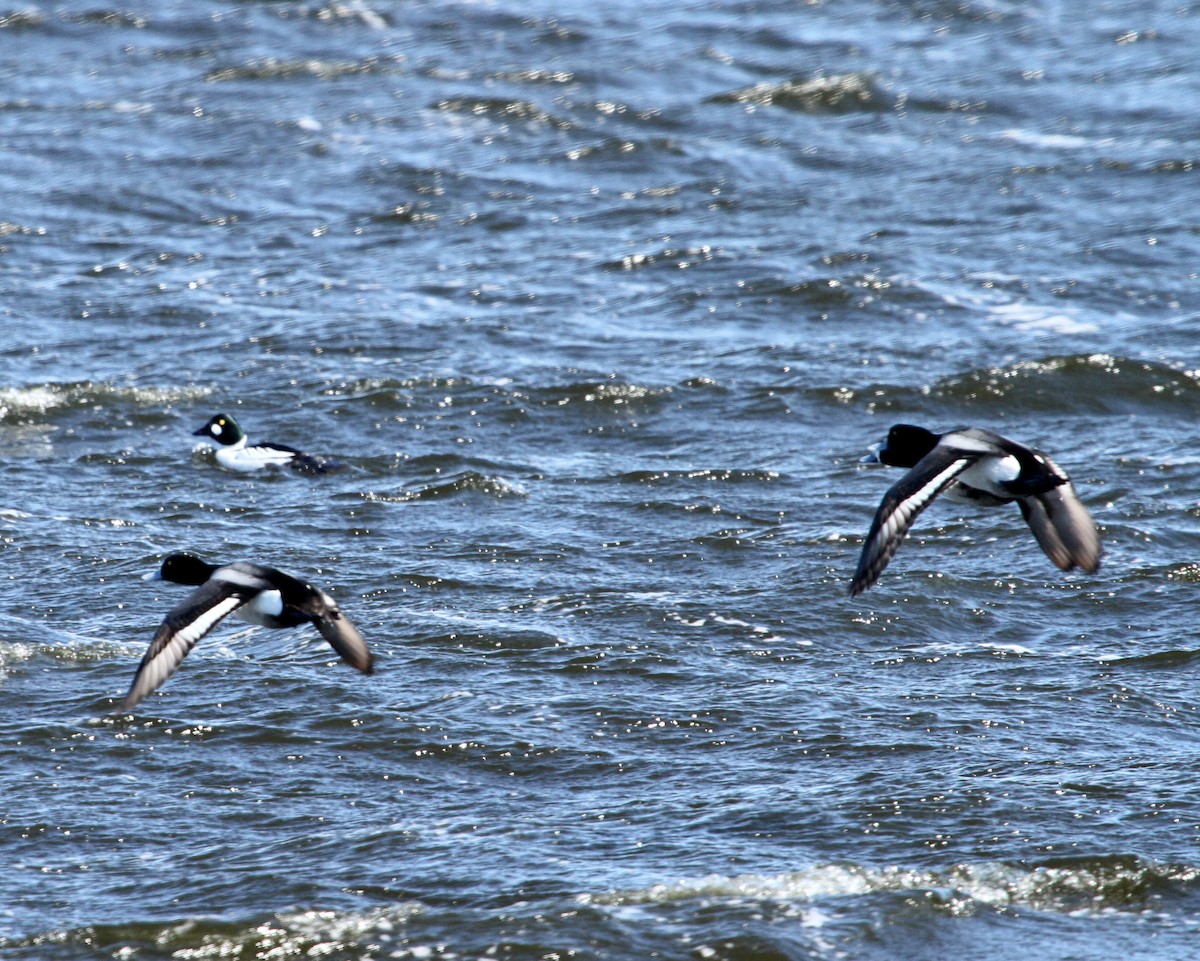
[850,447,978,596]
[119,583,249,712]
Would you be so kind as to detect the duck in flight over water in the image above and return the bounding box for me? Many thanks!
[118,552,373,712]
[850,424,1101,596]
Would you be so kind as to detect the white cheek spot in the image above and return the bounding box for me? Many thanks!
[211,422,223,437]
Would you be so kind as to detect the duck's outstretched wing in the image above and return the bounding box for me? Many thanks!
[300,590,374,675]
[1017,452,1101,575]
[118,580,251,712]
[850,446,980,596]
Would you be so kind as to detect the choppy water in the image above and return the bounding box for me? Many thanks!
[3,1,1200,958]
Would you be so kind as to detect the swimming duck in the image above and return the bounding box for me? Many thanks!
[193,412,337,474]
[850,424,1101,596]
[118,552,373,712]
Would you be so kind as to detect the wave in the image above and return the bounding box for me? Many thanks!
[324,376,678,414]
[0,905,424,961]
[205,56,402,84]
[362,470,526,502]
[836,354,1200,417]
[709,73,890,113]
[614,468,780,486]
[0,10,44,29]
[8,855,1196,959]
[585,854,1200,917]
[1099,647,1200,670]
[433,97,577,131]
[927,354,1200,412]
[0,382,211,424]
[526,380,673,407]
[603,244,723,272]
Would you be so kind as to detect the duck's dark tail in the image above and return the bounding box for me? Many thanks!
[288,452,344,475]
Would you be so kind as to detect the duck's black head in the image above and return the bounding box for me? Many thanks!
[863,424,940,469]
[193,413,245,446]
[146,552,218,586]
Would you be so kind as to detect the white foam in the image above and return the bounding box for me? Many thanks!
[580,859,1180,918]
[980,641,1035,655]
[0,382,213,420]
[0,385,65,414]
[997,128,1096,150]
[988,303,1099,335]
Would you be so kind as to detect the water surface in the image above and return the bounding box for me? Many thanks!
[2,1,1200,958]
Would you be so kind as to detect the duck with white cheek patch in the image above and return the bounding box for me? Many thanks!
[193,412,339,474]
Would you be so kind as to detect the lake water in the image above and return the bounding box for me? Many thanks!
[3,1,1200,958]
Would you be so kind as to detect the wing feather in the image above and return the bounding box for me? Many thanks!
[850,447,978,596]
[297,590,374,674]
[119,583,249,712]
[1017,453,1101,575]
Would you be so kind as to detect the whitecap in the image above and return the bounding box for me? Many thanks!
[0,385,65,414]
[980,641,1035,655]
[997,128,1097,150]
[988,303,1100,335]
[581,857,1195,917]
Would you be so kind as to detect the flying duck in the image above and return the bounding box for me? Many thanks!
[850,424,1101,596]
[118,552,373,711]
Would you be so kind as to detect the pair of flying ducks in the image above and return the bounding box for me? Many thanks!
[116,418,1100,712]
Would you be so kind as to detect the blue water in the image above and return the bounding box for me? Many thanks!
[3,1,1200,958]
